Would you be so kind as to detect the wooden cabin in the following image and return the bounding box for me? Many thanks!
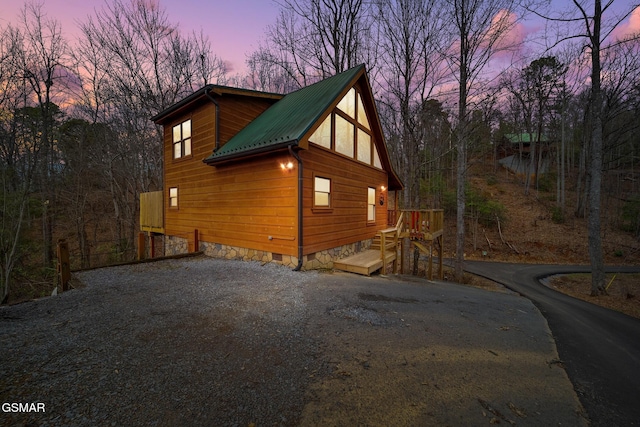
[148,65,404,271]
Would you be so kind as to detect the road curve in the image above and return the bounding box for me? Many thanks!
[462,261,640,427]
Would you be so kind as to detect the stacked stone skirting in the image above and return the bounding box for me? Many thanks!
[164,236,373,271]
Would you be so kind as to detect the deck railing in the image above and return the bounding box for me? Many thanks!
[394,209,444,241]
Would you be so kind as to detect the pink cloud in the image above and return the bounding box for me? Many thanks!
[486,10,528,60]
[611,6,640,41]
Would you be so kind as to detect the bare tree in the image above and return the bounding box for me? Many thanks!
[18,1,67,268]
[0,17,52,301]
[249,0,377,88]
[73,0,228,259]
[539,0,640,295]
[444,0,526,281]
[375,0,449,210]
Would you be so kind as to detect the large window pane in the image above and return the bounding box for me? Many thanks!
[357,93,370,129]
[357,129,371,164]
[173,124,181,142]
[182,120,191,138]
[373,145,382,169]
[309,115,331,149]
[335,115,354,157]
[337,88,356,118]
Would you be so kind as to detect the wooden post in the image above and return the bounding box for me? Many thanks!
[149,232,156,258]
[438,235,444,280]
[137,232,145,261]
[400,237,411,274]
[194,229,199,253]
[381,231,387,275]
[56,239,70,291]
[427,241,433,280]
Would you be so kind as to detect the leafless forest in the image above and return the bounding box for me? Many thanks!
[1,0,638,302]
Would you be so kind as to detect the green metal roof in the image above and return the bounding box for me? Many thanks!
[204,64,365,164]
[504,133,549,144]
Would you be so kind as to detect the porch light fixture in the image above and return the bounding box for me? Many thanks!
[280,161,294,171]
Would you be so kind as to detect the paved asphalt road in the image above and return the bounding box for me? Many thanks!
[462,261,640,427]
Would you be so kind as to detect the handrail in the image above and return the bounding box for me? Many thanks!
[379,227,399,274]
[399,209,444,241]
[395,211,404,236]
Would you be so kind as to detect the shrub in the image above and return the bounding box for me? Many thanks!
[551,206,565,224]
[466,185,506,228]
[537,172,556,193]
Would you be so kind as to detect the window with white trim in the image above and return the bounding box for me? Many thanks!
[367,187,376,222]
[314,176,331,208]
[172,119,192,159]
[169,187,178,208]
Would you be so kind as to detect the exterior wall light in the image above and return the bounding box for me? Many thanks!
[280,161,294,171]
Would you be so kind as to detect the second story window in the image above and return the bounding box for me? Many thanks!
[172,119,192,159]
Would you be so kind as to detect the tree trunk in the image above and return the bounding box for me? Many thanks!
[588,0,606,295]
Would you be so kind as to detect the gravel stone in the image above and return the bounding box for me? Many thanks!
[1,256,587,426]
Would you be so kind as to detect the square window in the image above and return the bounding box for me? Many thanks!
[169,187,178,208]
[314,177,331,207]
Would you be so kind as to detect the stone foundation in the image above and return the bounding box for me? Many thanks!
[302,239,373,270]
[164,235,189,256]
[164,235,373,271]
[201,241,299,269]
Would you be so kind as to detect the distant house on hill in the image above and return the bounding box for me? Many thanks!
[146,64,403,270]
[498,133,551,179]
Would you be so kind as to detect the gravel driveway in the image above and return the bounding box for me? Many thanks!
[1,256,586,426]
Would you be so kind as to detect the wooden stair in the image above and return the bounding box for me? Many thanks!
[333,228,398,276]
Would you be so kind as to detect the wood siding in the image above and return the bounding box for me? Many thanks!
[301,145,388,255]
[163,95,297,255]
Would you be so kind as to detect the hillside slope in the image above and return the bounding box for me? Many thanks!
[443,162,640,266]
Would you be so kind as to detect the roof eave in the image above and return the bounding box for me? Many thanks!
[203,140,298,166]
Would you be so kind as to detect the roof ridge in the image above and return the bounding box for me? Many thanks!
[204,64,366,165]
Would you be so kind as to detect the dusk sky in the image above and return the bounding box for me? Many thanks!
[0,0,281,74]
[1,0,639,75]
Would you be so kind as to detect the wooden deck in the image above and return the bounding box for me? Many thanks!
[333,210,444,279]
[333,248,397,276]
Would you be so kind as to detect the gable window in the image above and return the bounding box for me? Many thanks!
[314,176,331,208]
[172,119,191,159]
[357,129,371,163]
[337,87,356,118]
[169,187,178,208]
[367,187,376,222]
[308,86,381,169]
[310,115,332,149]
[335,115,354,157]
